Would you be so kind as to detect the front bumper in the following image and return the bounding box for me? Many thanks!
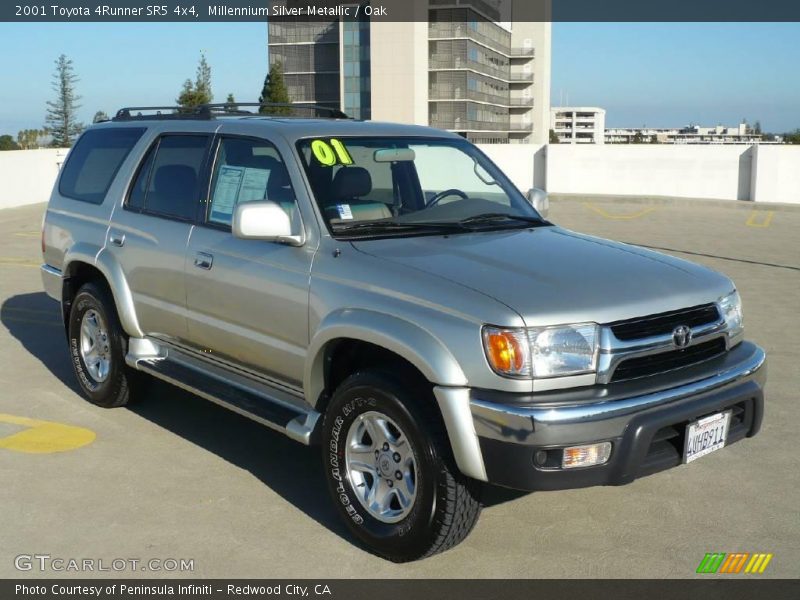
[442,341,766,491]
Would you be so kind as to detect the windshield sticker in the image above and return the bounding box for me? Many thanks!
[311,138,353,166]
[336,204,354,220]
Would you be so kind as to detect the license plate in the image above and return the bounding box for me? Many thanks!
[684,410,731,463]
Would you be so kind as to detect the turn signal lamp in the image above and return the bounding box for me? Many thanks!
[562,442,612,469]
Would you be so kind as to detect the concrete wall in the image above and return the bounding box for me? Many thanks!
[0,149,67,210]
[751,145,800,204]
[547,144,754,201]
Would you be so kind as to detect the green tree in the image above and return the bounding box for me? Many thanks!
[785,129,800,144]
[548,129,559,144]
[17,129,47,149]
[649,134,658,144]
[176,52,213,110]
[258,61,292,115]
[753,120,762,135]
[45,54,84,147]
[631,131,645,144]
[224,93,237,113]
[93,110,110,123]
[0,134,20,151]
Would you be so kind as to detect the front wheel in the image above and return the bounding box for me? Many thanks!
[321,370,482,562]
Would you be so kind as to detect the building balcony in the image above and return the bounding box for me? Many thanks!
[429,118,529,132]
[509,47,535,57]
[508,96,533,107]
[429,87,511,106]
[509,71,534,82]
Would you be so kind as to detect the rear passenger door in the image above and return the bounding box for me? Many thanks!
[183,133,313,387]
[108,131,213,341]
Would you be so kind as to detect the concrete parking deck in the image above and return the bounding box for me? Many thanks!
[0,198,797,578]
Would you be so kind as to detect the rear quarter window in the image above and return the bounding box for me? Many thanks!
[58,127,146,204]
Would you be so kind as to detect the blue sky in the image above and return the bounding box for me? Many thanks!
[553,23,799,131]
[0,22,798,135]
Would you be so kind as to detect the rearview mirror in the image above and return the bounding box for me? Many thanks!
[374,148,415,162]
[232,201,302,245]
[527,188,549,218]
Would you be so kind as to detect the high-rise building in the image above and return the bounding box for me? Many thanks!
[267,0,551,143]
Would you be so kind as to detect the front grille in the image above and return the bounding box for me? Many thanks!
[610,303,721,341]
[611,338,727,382]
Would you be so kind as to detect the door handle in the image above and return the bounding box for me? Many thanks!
[194,252,213,270]
[108,232,125,247]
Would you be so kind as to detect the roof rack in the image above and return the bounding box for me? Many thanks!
[112,103,349,121]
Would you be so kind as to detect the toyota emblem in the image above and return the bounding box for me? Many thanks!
[672,325,692,348]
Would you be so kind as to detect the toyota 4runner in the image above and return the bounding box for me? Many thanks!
[40,103,766,562]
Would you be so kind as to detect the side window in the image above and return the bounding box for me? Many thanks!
[124,134,209,221]
[126,144,157,211]
[207,137,296,227]
[59,127,145,204]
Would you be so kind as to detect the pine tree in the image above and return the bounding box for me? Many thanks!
[258,62,292,115]
[93,110,110,123]
[195,52,212,104]
[177,53,213,110]
[45,54,84,147]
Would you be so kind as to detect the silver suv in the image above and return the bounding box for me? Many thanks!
[41,104,766,562]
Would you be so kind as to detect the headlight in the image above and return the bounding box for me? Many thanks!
[718,290,743,335]
[483,323,599,379]
[528,323,599,378]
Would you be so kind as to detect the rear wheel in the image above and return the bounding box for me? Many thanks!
[67,282,142,408]
[321,370,482,562]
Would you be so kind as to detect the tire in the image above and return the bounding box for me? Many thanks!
[321,369,482,562]
[67,281,141,408]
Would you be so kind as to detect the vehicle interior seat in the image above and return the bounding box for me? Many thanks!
[327,166,392,221]
[149,164,197,215]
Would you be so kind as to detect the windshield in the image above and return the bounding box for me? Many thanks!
[296,136,546,237]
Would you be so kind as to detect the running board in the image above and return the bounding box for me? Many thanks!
[126,340,320,445]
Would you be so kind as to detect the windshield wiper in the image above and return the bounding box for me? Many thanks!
[331,220,466,234]
[455,212,548,227]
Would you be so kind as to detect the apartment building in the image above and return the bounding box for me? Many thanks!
[267,0,551,143]
[550,107,606,144]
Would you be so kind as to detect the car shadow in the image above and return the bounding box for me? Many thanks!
[2,292,529,542]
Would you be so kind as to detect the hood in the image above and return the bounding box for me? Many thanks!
[351,227,734,326]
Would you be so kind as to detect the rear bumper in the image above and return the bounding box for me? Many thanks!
[41,264,62,301]
[455,341,766,491]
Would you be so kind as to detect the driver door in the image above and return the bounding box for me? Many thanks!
[183,133,313,387]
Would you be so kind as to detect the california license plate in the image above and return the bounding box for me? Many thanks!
[684,410,731,463]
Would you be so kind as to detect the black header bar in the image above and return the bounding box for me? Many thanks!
[3,1,800,22]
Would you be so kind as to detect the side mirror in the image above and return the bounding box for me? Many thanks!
[527,188,549,219]
[232,201,302,245]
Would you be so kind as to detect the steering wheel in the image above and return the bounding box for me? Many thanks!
[427,188,468,208]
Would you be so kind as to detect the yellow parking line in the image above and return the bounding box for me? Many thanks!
[14,232,40,238]
[0,413,95,454]
[0,257,39,268]
[745,210,774,228]
[582,202,658,220]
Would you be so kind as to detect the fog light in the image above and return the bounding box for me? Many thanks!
[562,442,612,469]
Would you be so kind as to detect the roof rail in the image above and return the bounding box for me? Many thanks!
[112,103,349,122]
[204,102,350,119]
[112,106,211,121]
